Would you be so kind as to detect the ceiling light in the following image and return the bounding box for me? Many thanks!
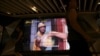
[98,2,100,4]
[31,6,38,13]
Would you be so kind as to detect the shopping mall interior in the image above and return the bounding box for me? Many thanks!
[0,0,100,56]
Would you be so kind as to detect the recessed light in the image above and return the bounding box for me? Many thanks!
[98,2,100,4]
[31,6,38,13]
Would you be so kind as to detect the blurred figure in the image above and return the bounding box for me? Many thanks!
[12,26,23,51]
[48,18,70,50]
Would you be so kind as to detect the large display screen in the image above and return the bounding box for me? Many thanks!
[24,18,70,51]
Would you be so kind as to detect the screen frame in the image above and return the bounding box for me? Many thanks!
[15,17,70,55]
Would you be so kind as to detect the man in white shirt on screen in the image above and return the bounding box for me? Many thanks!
[62,18,70,50]
[48,18,70,50]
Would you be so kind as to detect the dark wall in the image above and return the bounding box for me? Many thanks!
[0,15,17,26]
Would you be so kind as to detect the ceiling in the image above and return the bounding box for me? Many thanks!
[77,0,100,12]
[0,0,69,18]
[0,0,100,18]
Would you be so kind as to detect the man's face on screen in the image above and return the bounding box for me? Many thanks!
[39,26,46,33]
